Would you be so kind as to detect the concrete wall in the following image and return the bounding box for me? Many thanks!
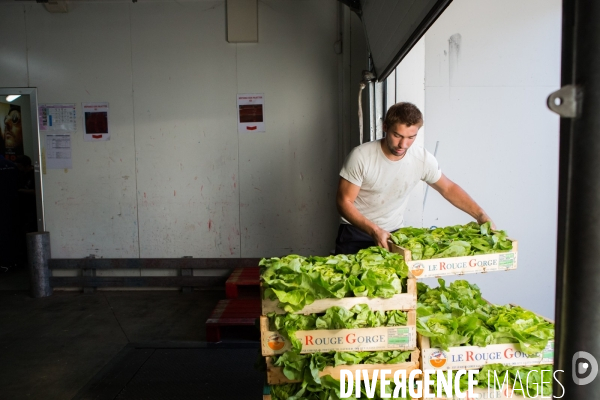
[420,0,562,317]
[0,0,356,261]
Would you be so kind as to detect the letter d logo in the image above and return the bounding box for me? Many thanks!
[572,351,599,385]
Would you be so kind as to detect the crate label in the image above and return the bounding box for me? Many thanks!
[262,326,416,355]
[498,253,515,268]
[422,341,554,371]
[405,251,518,278]
[387,327,410,345]
[541,341,554,363]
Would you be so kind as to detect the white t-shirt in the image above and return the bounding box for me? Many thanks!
[339,139,442,232]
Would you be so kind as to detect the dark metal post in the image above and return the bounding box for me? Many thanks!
[26,232,52,298]
[554,0,600,397]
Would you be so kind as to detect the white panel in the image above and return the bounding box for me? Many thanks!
[423,0,561,318]
[0,5,28,87]
[26,4,139,258]
[394,38,426,228]
[237,0,339,257]
[425,0,561,88]
[227,0,258,43]
[130,2,240,258]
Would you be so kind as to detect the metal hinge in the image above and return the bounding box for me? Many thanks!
[547,85,580,118]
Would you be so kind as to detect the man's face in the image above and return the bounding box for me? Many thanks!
[383,122,420,159]
[3,110,23,149]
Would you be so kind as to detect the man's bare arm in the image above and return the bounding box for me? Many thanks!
[336,177,391,250]
[428,174,495,228]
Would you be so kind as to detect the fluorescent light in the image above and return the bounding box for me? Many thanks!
[6,95,21,102]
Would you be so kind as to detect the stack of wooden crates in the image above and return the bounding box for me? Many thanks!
[260,269,420,398]
[391,237,554,399]
[260,233,550,399]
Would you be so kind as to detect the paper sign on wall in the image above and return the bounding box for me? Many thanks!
[237,93,265,133]
[82,102,110,141]
[46,134,72,169]
[39,104,76,133]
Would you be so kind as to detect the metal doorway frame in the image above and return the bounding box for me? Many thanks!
[0,88,44,232]
[552,0,600,397]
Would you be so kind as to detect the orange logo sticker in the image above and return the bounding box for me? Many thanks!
[411,263,424,277]
[268,334,285,350]
[429,350,447,368]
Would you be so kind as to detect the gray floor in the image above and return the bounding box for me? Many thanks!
[0,272,224,400]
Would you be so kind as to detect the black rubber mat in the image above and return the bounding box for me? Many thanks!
[74,343,264,400]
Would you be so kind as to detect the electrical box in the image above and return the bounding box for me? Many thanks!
[227,0,258,43]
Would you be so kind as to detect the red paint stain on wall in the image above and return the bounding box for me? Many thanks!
[208,220,212,230]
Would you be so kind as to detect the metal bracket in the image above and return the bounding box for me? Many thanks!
[547,85,580,118]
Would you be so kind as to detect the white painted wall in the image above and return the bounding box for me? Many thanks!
[421,0,562,318]
[0,0,349,262]
[391,38,427,229]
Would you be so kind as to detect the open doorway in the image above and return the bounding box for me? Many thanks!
[0,88,44,290]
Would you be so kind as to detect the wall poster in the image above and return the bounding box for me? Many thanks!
[82,102,110,141]
[45,134,72,169]
[39,103,77,133]
[237,93,265,133]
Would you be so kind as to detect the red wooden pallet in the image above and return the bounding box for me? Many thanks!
[205,298,260,342]
[225,267,260,298]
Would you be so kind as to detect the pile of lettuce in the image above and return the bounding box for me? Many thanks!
[269,376,412,400]
[272,349,412,386]
[390,221,513,260]
[261,247,408,312]
[269,304,408,352]
[417,279,554,355]
[430,364,553,398]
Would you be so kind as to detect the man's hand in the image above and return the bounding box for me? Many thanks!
[476,214,496,230]
[371,227,392,250]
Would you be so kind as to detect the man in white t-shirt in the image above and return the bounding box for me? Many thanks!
[335,102,493,254]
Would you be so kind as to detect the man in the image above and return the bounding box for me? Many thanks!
[335,102,493,254]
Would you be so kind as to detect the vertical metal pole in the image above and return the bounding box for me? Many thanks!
[555,0,600,396]
[553,0,575,393]
[374,81,384,140]
[26,232,52,298]
[368,81,375,141]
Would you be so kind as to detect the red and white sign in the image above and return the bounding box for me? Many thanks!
[237,93,265,133]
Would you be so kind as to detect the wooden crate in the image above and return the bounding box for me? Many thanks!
[261,277,417,315]
[418,304,554,371]
[265,348,420,385]
[419,334,553,372]
[389,240,518,279]
[260,310,416,356]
